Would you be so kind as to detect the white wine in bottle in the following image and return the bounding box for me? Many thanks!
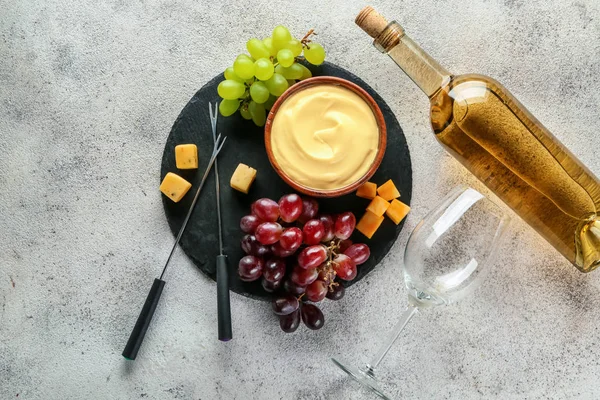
[356,6,600,272]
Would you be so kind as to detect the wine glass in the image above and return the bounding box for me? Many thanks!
[332,186,511,399]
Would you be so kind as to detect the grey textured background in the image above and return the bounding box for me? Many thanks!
[1,0,599,399]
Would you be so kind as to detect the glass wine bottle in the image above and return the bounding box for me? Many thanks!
[356,6,600,272]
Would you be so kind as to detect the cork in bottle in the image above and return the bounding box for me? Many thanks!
[355,6,389,39]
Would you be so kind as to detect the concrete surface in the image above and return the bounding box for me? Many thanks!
[1,0,599,399]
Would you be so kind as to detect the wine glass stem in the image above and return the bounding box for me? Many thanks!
[365,305,418,376]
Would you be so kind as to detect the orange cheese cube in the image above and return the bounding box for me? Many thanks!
[377,179,400,201]
[356,182,377,199]
[356,210,385,239]
[175,144,198,169]
[160,172,192,203]
[366,196,390,217]
[386,199,411,225]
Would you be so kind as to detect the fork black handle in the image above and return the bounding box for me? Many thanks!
[122,278,165,360]
[216,255,232,341]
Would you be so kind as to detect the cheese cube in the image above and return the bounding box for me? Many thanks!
[386,199,411,225]
[366,196,390,217]
[377,179,401,201]
[356,210,385,239]
[175,144,198,169]
[160,172,192,203]
[230,163,257,194]
[356,182,377,199]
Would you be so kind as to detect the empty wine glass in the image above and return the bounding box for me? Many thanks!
[332,186,511,399]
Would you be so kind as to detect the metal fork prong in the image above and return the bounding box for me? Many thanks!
[209,102,218,141]
[213,137,226,159]
[209,101,217,119]
[216,136,227,154]
[211,133,222,154]
[215,134,227,154]
[208,134,226,163]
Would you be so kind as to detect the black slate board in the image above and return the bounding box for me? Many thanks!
[161,61,412,301]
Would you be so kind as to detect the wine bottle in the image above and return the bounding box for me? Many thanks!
[356,6,600,272]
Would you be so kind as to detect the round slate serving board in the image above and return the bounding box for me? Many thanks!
[161,61,412,301]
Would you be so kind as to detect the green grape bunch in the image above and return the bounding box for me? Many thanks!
[217,26,327,127]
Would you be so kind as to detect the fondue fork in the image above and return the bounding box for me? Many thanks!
[209,102,233,342]
[122,134,227,360]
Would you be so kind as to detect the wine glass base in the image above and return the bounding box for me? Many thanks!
[331,358,390,400]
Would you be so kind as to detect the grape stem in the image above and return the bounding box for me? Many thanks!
[320,239,341,291]
[300,29,317,48]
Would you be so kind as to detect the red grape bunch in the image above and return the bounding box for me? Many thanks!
[238,194,371,332]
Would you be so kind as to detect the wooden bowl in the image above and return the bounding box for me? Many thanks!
[264,76,387,198]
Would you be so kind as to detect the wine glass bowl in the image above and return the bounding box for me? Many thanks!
[404,187,510,308]
[332,186,510,399]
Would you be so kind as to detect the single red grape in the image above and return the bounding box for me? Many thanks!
[284,279,306,295]
[240,214,262,234]
[251,198,280,222]
[332,254,357,281]
[263,258,286,283]
[272,295,299,316]
[261,277,282,293]
[291,265,318,286]
[279,227,303,251]
[338,239,353,253]
[271,242,297,258]
[305,280,328,302]
[278,194,303,223]
[279,308,300,333]
[302,219,325,245]
[297,245,328,270]
[238,255,264,282]
[298,197,319,224]
[241,234,256,254]
[242,234,273,257]
[255,222,283,245]
[344,243,370,265]
[318,214,335,242]
[254,242,272,258]
[326,283,345,300]
[301,303,324,330]
[334,212,356,240]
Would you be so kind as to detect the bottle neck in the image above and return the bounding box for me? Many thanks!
[373,22,451,97]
